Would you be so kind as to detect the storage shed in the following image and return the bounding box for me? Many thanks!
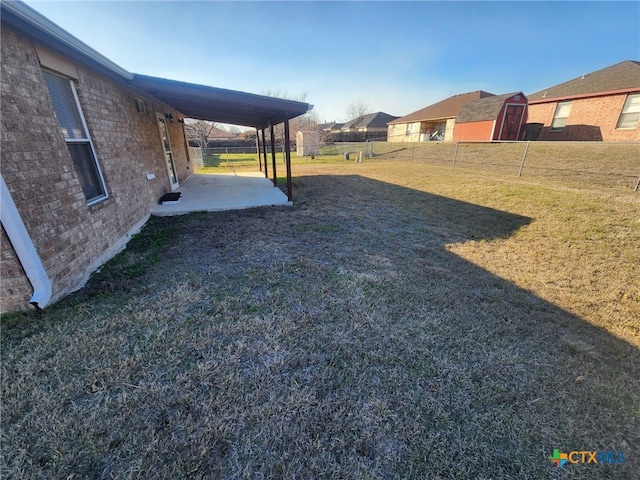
[453,93,528,141]
[296,130,321,156]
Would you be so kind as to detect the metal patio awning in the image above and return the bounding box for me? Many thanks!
[130,74,311,129]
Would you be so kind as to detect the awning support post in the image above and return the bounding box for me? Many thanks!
[284,118,292,201]
[256,128,262,172]
[261,128,268,178]
[270,123,277,186]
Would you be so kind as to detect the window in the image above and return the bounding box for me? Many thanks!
[135,97,148,115]
[42,70,107,204]
[551,101,572,130]
[616,93,640,129]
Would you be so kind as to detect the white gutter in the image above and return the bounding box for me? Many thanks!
[0,174,52,309]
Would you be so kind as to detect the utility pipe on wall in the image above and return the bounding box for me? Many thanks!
[0,174,52,309]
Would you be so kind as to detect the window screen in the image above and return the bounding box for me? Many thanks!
[42,70,107,204]
[616,93,640,129]
[551,101,572,130]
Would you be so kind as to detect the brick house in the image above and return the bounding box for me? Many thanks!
[527,60,640,141]
[387,91,495,143]
[1,1,309,313]
[453,93,528,141]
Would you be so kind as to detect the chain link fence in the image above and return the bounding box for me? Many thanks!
[193,141,640,190]
[329,140,640,190]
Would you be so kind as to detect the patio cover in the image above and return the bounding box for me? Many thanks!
[130,75,311,130]
[129,74,309,201]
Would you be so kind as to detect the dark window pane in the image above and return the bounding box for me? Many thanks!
[67,143,105,202]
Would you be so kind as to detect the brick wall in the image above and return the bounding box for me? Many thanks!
[0,226,32,310]
[444,118,456,142]
[387,123,409,142]
[528,94,640,141]
[1,28,191,313]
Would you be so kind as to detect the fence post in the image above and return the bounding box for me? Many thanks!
[634,175,640,192]
[225,147,229,167]
[452,142,459,168]
[518,141,531,177]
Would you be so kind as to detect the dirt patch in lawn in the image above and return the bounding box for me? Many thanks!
[2,162,639,479]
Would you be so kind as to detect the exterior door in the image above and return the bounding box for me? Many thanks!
[156,113,179,190]
[499,104,525,140]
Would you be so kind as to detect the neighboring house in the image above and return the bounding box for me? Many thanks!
[0,1,309,313]
[337,112,399,142]
[388,90,495,143]
[453,93,528,141]
[527,60,640,141]
[319,122,344,133]
[318,121,344,142]
[185,123,237,147]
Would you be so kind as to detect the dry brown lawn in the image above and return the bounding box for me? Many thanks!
[2,153,639,479]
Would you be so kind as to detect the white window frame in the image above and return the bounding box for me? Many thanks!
[551,101,572,131]
[616,93,640,130]
[43,70,108,206]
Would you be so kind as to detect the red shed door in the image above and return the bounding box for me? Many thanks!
[499,104,525,140]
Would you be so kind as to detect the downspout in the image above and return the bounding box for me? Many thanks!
[256,129,262,172]
[0,174,52,309]
[284,118,293,201]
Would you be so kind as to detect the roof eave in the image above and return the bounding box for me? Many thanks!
[388,116,455,125]
[529,87,640,104]
[1,0,133,80]
[130,74,312,129]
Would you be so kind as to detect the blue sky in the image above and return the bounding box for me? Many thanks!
[24,1,640,123]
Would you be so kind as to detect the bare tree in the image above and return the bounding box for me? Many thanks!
[226,125,241,136]
[260,90,318,143]
[345,101,370,121]
[183,119,219,148]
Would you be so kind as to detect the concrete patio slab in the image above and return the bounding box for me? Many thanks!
[151,172,292,216]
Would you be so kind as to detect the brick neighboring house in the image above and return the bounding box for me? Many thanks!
[453,93,528,141]
[0,1,309,313]
[527,60,640,141]
[387,91,495,143]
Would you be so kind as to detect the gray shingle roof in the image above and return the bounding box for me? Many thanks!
[528,60,640,102]
[319,122,344,131]
[388,91,495,125]
[342,112,399,130]
[456,93,523,123]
